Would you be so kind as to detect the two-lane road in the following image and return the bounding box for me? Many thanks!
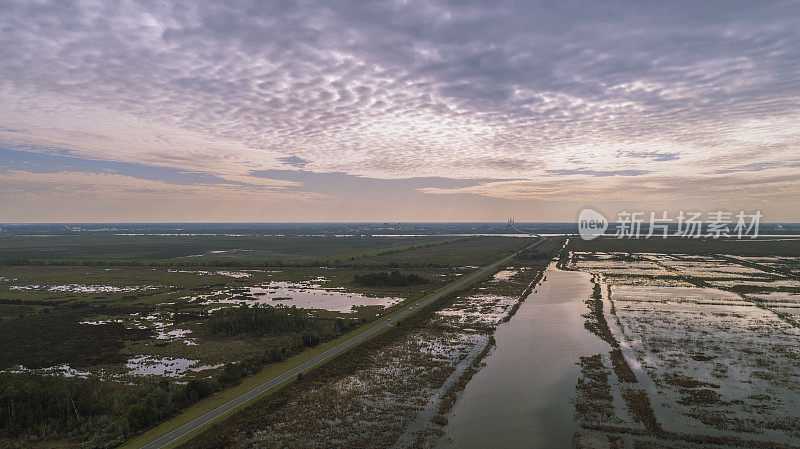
[139,238,541,449]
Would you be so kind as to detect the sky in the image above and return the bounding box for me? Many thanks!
[1,1,799,222]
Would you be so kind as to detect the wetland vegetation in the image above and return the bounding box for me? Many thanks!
[175,237,562,449]
[0,233,533,448]
[569,237,800,448]
[4,232,800,448]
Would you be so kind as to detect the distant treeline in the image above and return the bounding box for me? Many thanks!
[0,257,466,269]
[0,238,469,268]
[352,271,430,287]
[0,297,66,306]
[0,257,325,267]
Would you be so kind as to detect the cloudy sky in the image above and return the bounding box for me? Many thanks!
[1,1,798,222]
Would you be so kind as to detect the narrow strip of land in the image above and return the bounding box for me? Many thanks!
[133,238,540,449]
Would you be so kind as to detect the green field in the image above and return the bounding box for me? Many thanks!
[337,236,528,267]
[0,235,451,262]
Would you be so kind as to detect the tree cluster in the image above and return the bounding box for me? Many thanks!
[352,271,430,287]
[205,304,353,339]
[0,345,294,447]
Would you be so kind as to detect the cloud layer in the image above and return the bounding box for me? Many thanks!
[1,1,798,220]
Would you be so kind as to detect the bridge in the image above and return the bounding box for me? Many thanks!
[507,218,541,237]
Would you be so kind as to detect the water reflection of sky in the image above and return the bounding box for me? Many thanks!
[200,281,402,313]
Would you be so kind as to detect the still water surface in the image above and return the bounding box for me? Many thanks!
[437,264,607,448]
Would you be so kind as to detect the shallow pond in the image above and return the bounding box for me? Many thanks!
[611,285,743,303]
[8,283,158,293]
[125,356,201,377]
[491,269,519,281]
[202,281,403,313]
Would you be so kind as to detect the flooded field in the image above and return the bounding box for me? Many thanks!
[569,247,800,448]
[196,280,403,313]
[8,283,159,292]
[0,265,451,384]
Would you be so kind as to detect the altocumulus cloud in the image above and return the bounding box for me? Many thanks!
[0,0,799,219]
